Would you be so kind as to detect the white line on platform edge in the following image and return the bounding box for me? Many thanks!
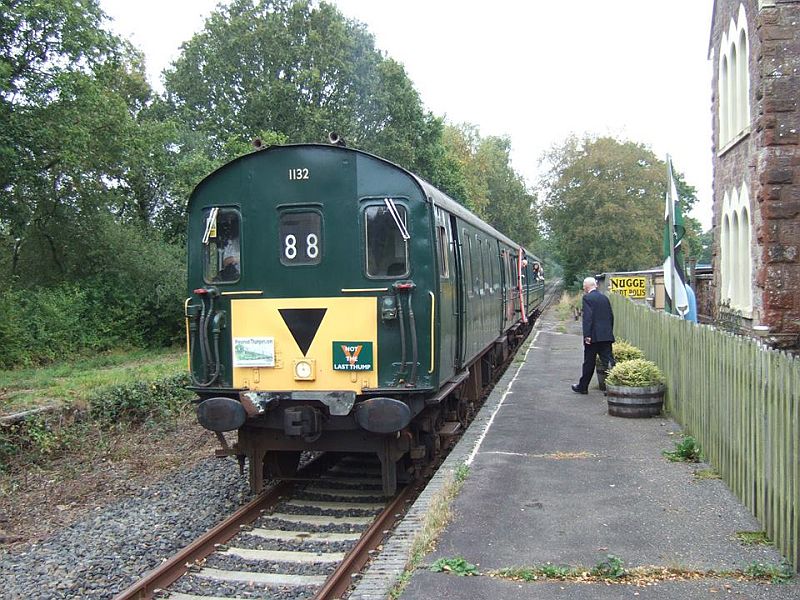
[464,327,540,466]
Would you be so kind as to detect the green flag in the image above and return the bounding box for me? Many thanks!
[663,156,688,315]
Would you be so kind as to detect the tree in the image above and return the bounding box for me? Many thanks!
[474,135,539,248]
[163,0,441,177]
[538,136,696,284]
[436,124,539,249]
[0,0,176,281]
[0,0,191,363]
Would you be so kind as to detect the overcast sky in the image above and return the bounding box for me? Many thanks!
[100,0,715,228]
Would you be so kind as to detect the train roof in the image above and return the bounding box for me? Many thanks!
[193,142,537,259]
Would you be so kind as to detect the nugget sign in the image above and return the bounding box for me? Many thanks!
[610,276,647,299]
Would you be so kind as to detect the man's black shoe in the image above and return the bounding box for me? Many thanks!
[571,384,588,395]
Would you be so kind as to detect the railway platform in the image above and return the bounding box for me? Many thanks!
[391,306,799,599]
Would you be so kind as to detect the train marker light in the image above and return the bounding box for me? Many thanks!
[294,359,315,380]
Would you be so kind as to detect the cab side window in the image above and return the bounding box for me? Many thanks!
[365,204,409,278]
[203,207,241,283]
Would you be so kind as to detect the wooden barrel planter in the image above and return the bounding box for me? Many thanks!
[606,383,665,418]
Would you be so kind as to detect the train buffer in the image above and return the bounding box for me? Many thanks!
[364,307,800,599]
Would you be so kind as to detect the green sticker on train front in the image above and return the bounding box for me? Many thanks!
[332,341,374,371]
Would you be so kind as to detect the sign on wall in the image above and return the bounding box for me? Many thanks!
[609,276,647,299]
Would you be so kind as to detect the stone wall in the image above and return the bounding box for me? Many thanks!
[754,0,800,344]
[710,0,800,346]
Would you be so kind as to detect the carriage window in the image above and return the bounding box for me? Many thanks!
[473,237,482,295]
[203,207,241,283]
[280,210,322,266]
[437,225,449,279]
[483,242,492,293]
[365,205,408,277]
[464,232,473,297]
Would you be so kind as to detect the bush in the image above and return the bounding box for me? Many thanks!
[606,359,664,387]
[89,373,193,426]
[612,340,645,363]
[0,220,186,368]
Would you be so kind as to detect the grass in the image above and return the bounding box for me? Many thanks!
[694,468,722,480]
[495,564,580,581]
[735,531,771,546]
[742,561,794,583]
[554,291,578,322]
[388,464,469,598]
[489,559,796,585]
[0,347,186,414]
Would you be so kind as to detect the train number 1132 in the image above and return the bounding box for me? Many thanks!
[288,168,310,180]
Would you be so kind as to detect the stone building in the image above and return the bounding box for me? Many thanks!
[709,0,800,347]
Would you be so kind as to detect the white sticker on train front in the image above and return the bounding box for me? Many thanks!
[233,337,276,367]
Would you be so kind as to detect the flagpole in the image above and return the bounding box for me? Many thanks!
[667,154,677,316]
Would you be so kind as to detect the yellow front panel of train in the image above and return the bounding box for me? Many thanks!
[230,297,378,392]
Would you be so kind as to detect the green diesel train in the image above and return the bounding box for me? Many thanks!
[186,141,544,495]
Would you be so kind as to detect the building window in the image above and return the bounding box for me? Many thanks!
[720,184,752,313]
[718,4,750,148]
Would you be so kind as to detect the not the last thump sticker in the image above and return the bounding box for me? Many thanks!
[332,341,373,371]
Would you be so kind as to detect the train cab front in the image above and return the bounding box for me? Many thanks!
[187,291,418,496]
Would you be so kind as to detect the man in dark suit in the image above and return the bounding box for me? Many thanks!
[572,276,615,394]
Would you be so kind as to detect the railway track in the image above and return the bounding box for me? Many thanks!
[114,455,417,600]
[115,283,563,600]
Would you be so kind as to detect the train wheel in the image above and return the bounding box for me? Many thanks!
[264,450,301,479]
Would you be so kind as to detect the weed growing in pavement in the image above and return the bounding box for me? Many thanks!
[430,556,479,576]
[495,564,578,581]
[663,435,702,463]
[735,531,771,546]
[490,561,796,585]
[742,562,794,583]
[454,463,470,483]
[591,555,627,580]
[694,468,721,480]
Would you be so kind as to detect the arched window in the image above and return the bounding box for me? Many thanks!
[729,43,738,136]
[738,207,748,307]
[730,211,740,304]
[720,56,729,144]
[719,184,753,313]
[717,5,751,147]
[737,28,749,131]
[721,211,731,302]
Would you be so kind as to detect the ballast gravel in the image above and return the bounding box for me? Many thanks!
[0,456,250,600]
[233,533,354,554]
[203,553,337,576]
[166,574,319,600]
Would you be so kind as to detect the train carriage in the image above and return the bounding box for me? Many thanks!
[186,141,544,495]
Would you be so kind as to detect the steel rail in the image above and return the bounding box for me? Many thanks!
[313,483,417,600]
[112,479,294,600]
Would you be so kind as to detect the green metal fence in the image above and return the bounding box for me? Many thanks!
[609,294,799,571]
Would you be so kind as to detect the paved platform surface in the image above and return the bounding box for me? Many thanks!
[398,308,798,599]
